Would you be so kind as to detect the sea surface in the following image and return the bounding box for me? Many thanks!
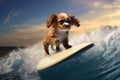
[0,25,120,80]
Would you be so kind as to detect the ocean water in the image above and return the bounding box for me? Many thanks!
[0,25,120,80]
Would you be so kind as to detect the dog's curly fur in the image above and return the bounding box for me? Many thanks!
[43,13,80,55]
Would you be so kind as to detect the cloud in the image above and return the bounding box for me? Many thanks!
[81,9,120,29]
[15,24,46,33]
[0,24,47,46]
[113,0,120,8]
[71,0,95,5]
[92,1,112,9]
[4,9,19,24]
[91,0,120,9]
[13,24,47,42]
[76,0,120,28]
[71,0,120,9]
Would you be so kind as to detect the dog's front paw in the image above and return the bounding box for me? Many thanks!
[66,45,72,49]
[56,47,61,52]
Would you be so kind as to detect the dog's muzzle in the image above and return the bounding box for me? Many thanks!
[64,22,69,28]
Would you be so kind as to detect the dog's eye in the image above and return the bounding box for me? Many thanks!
[58,20,64,24]
[66,20,71,23]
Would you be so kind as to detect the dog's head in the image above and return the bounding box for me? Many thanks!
[47,13,80,30]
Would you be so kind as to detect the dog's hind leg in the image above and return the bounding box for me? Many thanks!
[51,44,55,50]
[55,40,61,52]
[56,45,61,52]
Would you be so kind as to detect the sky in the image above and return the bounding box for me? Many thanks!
[0,0,120,46]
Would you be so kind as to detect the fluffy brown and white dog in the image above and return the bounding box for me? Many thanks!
[43,13,80,55]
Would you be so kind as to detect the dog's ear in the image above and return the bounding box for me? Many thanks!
[71,16,80,27]
[46,14,57,28]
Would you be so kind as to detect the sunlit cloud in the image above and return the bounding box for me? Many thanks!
[113,0,120,8]
[71,0,120,9]
[81,9,120,28]
[0,24,47,46]
[15,24,46,34]
[91,0,120,9]
[76,0,120,28]
[92,1,112,9]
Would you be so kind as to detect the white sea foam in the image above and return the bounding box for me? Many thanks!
[0,25,120,80]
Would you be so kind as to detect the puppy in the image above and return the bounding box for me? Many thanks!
[43,13,80,55]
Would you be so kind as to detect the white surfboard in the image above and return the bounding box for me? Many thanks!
[37,42,93,70]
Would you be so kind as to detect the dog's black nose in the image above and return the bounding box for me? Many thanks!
[66,25,69,28]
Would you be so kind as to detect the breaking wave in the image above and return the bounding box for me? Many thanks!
[0,25,120,80]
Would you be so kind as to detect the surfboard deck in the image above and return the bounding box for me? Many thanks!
[37,42,93,70]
